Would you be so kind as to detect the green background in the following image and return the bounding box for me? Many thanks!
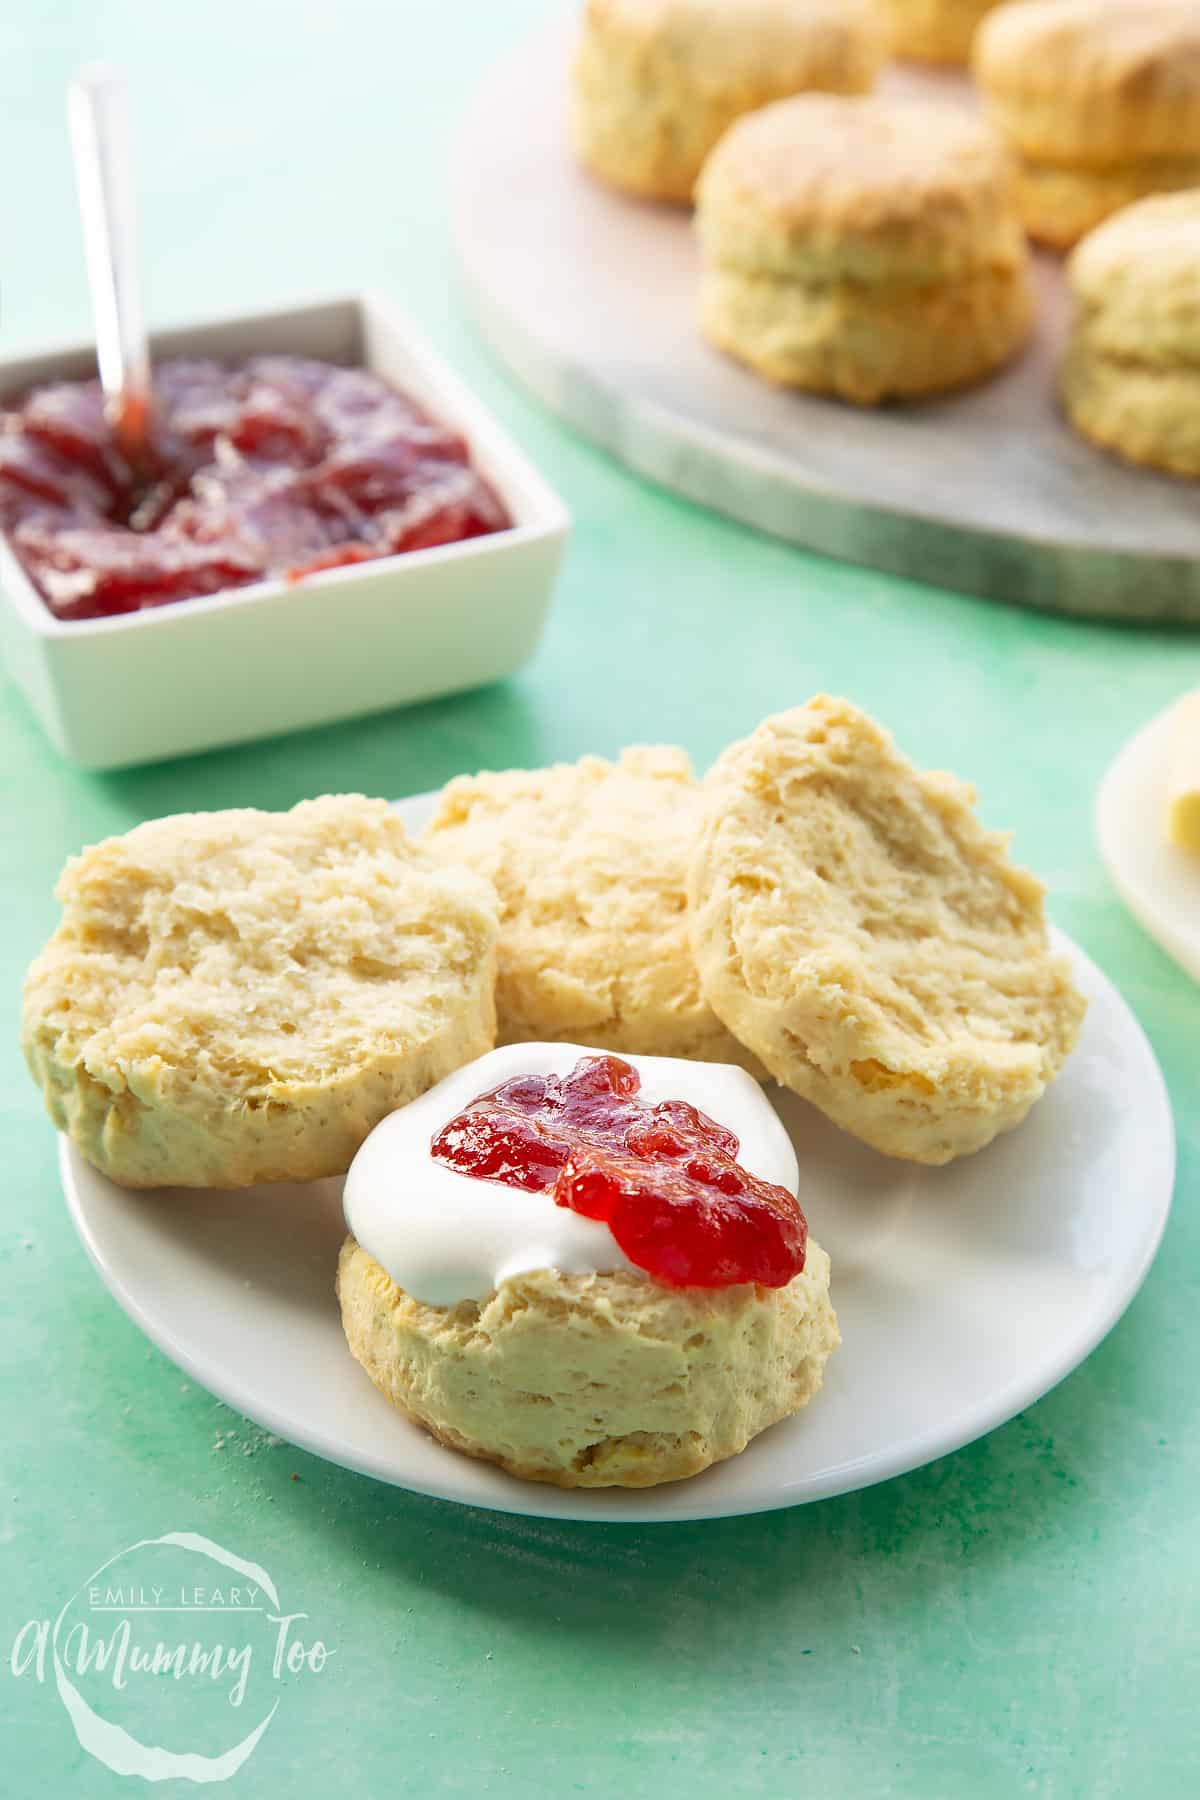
[1,3,1196,1793]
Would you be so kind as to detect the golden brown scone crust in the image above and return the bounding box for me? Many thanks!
[1012,154,1200,251]
[694,93,1031,400]
[880,0,1002,65]
[1067,190,1200,366]
[699,259,1031,402]
[687,698,1086,1164]
[573,0,886,203]
[1061,192,1200,477]
[23,797,498,1188]
[1061,350,1200,479]
[696,93,1026,285]
[423,748,762,1069]
[974,0,1200,164]
[338,1235,839,1487]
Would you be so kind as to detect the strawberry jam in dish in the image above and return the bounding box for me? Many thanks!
[0,357,510,621]
[431,1053,807,1289]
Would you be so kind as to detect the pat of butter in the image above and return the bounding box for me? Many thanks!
[1166,692,1200,853]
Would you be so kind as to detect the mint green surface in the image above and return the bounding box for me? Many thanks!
[1,3,1197,1794]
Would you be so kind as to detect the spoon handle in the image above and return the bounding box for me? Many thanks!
[67,64,151,462]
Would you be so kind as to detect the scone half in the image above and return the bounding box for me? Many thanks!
[687,698,1086,1163]
[423,748,763,1071]
[22,796,499,1188]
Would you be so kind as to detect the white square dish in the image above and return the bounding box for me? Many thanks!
[0,291,569,769]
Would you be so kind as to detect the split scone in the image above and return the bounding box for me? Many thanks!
[573,0,886,204]
[338,1044,838,1487]
[1061,192,1200,479]
[880,0,1001,65]
[686,698,1087,1163]
[423,748,762,1070]
[974,0,1200,249]
[695,93,1032,402]
[22,797,499,1188]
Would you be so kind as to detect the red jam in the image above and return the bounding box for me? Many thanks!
[431,1054,807,1290]
[0,356,511,620]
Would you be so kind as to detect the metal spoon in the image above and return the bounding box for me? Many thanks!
[67,65,153,467]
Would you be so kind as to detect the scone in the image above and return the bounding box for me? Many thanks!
[337,1043,838,1487]
[1061,192,1200,479]
[423,748,761,1069]
[338,1244,837,1487]
[573,0,886,203]
[880,0,1001,65]
[22,797,499,1188]
[974,0,1200,249]
[695,94,1033,402]
[686,698,1086,1163]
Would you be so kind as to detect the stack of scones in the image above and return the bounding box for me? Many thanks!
[572,0,1200,475]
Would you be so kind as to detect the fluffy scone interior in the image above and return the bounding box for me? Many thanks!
[338,1236,838,1488]
[22,796,499,1188]
[423,747,762,1071]
[687,697,1087,1163]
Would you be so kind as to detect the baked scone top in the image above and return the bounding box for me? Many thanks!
[1068,191,1200,367]
[695,93,1025,284]
[974,0,1200,161]
[584,0,885,80]
[687,697,1086,1163]
[424,747,760,1069]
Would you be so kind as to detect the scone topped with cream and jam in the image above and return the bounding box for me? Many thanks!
[22,796,499,1188]
[338,1043,838,1488]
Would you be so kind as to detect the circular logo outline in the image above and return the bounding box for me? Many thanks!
[51,1531,281,1784]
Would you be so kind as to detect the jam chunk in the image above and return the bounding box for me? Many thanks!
[431,1054,807,1290]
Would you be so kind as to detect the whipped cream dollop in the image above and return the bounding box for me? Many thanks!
[342,1042,800,1306]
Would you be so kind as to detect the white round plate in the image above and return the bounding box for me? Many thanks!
[61,794,1174,1523]
[1097,697,1200,983]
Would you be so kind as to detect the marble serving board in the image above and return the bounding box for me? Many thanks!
[452,19,1200,623]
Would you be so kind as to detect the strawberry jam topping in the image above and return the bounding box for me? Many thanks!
[430,1054,807,1290]
[0,357,510,620]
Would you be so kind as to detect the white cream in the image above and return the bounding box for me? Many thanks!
[343,1042,800,1306]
